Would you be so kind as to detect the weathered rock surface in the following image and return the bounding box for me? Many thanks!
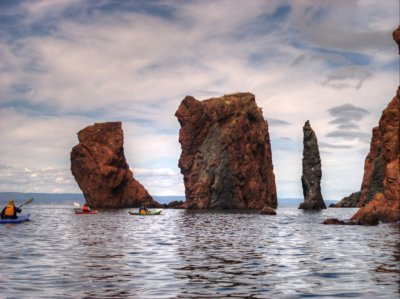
[70,122,160,209]
[323,218,378,226]
[350,93,400,224]
[346,28,400,224]
[331,191,361,208]
[260,206,276,215]
[299,121,326,210]
[166,200,185,209]
[325,27,400,225]
[175,92,277,209]
[393,25,400,54]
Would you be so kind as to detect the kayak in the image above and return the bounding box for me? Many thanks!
[75,210,98,214]
[129,209,163,216]
[0,214,30,224]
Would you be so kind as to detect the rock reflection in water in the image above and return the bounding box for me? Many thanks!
[174,210,270,298]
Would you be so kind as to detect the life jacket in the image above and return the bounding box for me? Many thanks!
[82,205,90,212]
[4,203,15,217]
[139,209,147,215]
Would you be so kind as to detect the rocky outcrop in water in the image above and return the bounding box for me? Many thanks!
[70,122,160,209]
[326,27,400,225]
[350,91,400,224]
[349,27,400,224]
[331,191,361,208]
[260,206,277,215]
[175,93,277,209]
[299,121,326,210]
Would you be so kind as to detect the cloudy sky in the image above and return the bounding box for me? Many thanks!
[0,0,398,200]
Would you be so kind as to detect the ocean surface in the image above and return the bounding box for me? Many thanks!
[0,204,399,299]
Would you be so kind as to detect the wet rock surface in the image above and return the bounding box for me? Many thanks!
[323,218,378,226]
[70,122,160,208]
[299,121,326,210]
[175,93,277,209]
[260,206,277,215]
[331,192,361,208]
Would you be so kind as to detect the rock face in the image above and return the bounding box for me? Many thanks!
[260,206,277,215]
[299,120,326,210]
[70,122,160,208]
[332,191,361,208]
[322,217,378,226]
[348,27,400,224]
[393,25,400,54]
[175,93,277,209]
[350,92,400,224]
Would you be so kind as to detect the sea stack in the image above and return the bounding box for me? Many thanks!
[175,92,277,209]
[70,122,160,209]
[324,26,400,225]
[350,89,399,224]
[351,26,400,224]
[299,120,326,210]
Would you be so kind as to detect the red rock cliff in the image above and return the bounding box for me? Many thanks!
[70,122,160,208]
[350,91,400,224]
[175,93,277,209]
[350,26,400,224]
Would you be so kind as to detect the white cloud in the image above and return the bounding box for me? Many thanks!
[0,164,80,193]
[132,168,184,196]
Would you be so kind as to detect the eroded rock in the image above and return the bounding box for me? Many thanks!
[299,121,326,210]
[327,27,400,225]
[175,93,277,209]
[70,122,160,208]
[393,25,400,54]
[260,206,276,215]
[332,191,361,208]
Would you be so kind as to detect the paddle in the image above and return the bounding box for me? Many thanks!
[18,197,34,208]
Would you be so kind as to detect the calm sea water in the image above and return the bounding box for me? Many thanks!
[0,204,399,299]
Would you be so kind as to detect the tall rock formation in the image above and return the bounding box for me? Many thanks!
[349,26,400,224]
[350,90,400,224]
[175,92,277,209]
[325,26,400,225]
[299,120,326,210]
[70,122,160,209]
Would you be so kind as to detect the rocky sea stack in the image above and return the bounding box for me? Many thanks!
[350,90,400,224]
[349,27,400,224]
[325,26,400,225]
[299,120,326,210]
[175,93,277,209]
[70,122,160,209]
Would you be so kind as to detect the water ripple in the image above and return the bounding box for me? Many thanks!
[0,205,398,298]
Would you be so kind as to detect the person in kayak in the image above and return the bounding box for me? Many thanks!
[81,203,91,212]
[1,198,22,219]
[139,204,148,215]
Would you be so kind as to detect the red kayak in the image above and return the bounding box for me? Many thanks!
[75,210,98,214]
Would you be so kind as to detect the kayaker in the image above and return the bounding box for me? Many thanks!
[139,204,148,215]
[1,198,22,219]
[81,203,91,212]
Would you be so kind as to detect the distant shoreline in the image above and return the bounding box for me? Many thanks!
[0,192,338,206]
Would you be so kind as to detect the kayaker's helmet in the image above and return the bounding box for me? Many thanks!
[8,198,14,204]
